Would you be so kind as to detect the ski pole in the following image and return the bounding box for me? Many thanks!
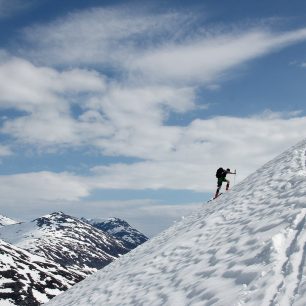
[234,169,236,186]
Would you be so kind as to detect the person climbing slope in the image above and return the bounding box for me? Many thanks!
[214,167,236,199]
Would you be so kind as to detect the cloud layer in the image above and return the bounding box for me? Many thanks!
[18,7,306,87]
[0,113,304,201]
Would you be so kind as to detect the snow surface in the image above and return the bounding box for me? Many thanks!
[0,299,15,306]
[46,139,306,306]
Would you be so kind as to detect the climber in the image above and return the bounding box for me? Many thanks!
[214,167,236,199]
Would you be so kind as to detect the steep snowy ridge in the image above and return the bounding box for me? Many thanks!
[83,217,148,249]
[0,212,129,277]
[0,239,82,306]
[46,139,306,306]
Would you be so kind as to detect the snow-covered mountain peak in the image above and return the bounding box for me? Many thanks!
[106,217,136,230]
[47,139,306,306]
[83,217,148,249]
[108,217,128,223]
[35,211,85,229]
[0,214,18,227]
[0,211,129,277]
[86,216,134,231]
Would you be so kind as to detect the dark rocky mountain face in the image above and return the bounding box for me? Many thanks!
[0,212,129,277]
[83,217,148,250]
[0,239,82,306]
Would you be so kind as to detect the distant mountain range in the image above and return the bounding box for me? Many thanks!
[82,217,148,249]
[0,212,148,305]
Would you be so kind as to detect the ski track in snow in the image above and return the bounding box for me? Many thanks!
[46,140,306,306]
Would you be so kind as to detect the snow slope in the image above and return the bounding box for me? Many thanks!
[46,139,306,306]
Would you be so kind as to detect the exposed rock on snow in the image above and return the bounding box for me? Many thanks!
[0,239,82,306]
[46,139,306,306]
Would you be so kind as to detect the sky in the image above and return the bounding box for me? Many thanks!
[0,0,306,237]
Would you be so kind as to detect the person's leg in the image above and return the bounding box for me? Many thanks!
[214,179,222,198]
[225,179,230,190]
[214,187,220,199]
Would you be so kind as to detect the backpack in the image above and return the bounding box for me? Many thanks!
[216,167,224,178]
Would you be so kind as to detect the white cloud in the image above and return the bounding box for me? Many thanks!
[20,6,188,66]
[130,28,306,84]
[3,111,81,145]
[16,6,306,86]
[0,56,195,151]
[0,171,89,202]
[0,56,106,112]
[0,54,305,190]
[3,7,305,154]
[85,84,195,159]
[89,114,306,192]
[0,55,109,147]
